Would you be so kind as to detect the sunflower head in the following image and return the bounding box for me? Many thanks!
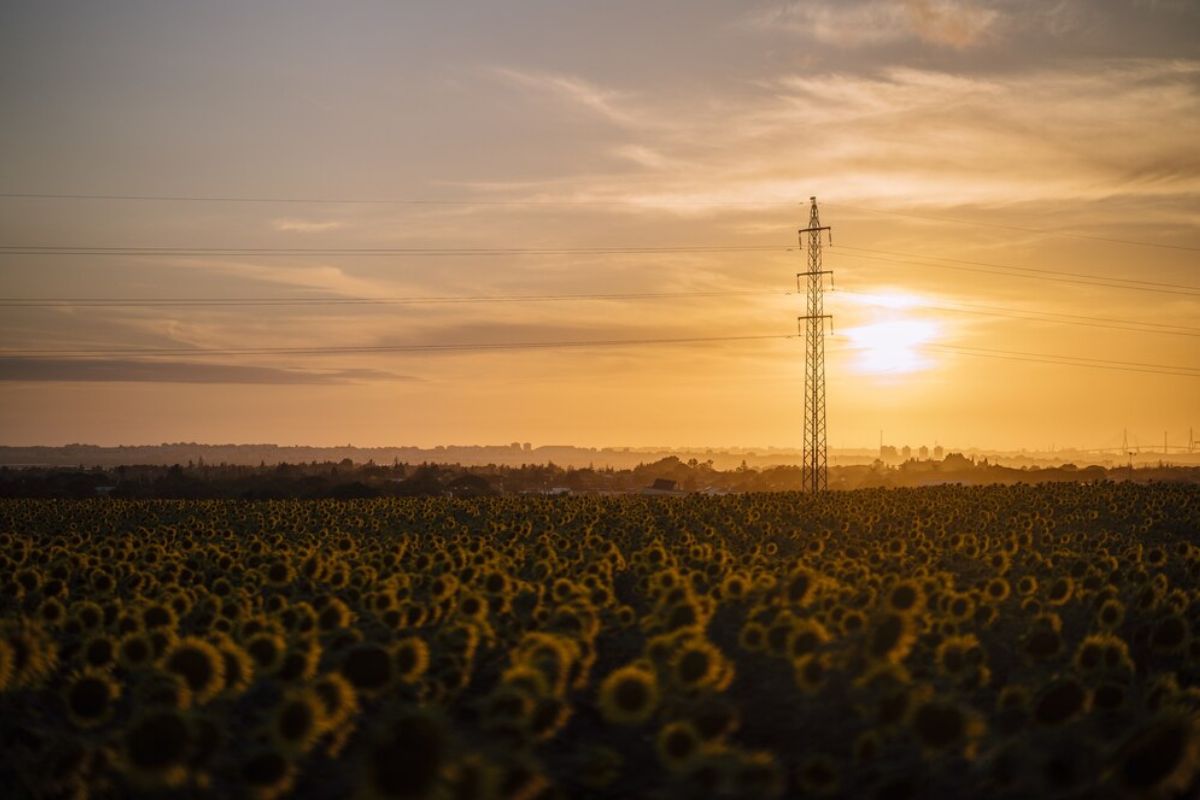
[394,637,430,685]
[1109,712,1199,796]
[63,669,121,727]
[656,721,702,772]
[597,664,659,725]
[240,746,296,800]
[866,612,916,665]
[270,689,327,754]
[671,640,730,691]
[160,637,225,703]
[340,642,395,695]
[908,696,984,757]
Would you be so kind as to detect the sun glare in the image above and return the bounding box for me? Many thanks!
[842,319,939,374]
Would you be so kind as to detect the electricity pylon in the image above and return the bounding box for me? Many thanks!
[798,197,833,493]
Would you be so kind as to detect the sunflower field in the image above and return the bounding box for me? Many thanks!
[1,482,1198,799]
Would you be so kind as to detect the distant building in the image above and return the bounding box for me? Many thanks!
[919,445,930,459]
[901,445,912,459]
[880,445,899,461]
[933,444,944,459]
[642,478,687,497]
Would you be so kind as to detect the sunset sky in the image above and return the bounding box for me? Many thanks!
[1,1,1197,452]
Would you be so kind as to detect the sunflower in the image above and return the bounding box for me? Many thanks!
[212,637,254,695]
[394,637,430,684]
[866,612,917,664]
[597,664,659,725]
[885,579,925,616]
[656,721,702,772]
[340,642,395,695]
[312,672,359,730]
[983,577,1011,604]
[81,633,117,669]
[141,602,177,632]
[1046,576,1074,606]
[270,688,327,754]
[738,621,768,653]
[118,632,157,670]
[794,653,830,695]
[317,597,355,632]
[245,632,286,673]
[671,639,731,691]
[135,670,193,710]
[908,695,984,756]
[63,669,121,727]
[5,624,57,687]
[528,695,571,742]
[784,567,816,606]
[786,619,831,660]
[1108,712,1199,796]
[277,639,321,684]
[240,746,297,800]
[160,637,226,703]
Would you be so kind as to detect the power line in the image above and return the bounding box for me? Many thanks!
[839,245,1200,292]
[2,191,1195,254]
[925,343,1200,379]
[4,241,1193,301]
[0,334,797,358]
[828,203,1200,253]
[0,191,779,207]
[0,244,791,257]
[3,334,1197,380]
[0,289,785,308]
[837,249,1200,297]
[846,295,1200,338]
[7,288,1198,340]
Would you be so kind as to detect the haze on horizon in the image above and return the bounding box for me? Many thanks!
[1,1,1197,453]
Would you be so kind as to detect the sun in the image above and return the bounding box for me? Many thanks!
[838,287,941,376]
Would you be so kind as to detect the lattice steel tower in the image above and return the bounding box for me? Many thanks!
[798,197,833,493]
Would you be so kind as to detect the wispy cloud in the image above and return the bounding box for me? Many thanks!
[491,67,653,128]
[477,59,1200,212]
[750,0,1000,48]
[272,219,345,233]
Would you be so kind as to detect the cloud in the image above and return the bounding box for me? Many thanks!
[491,67,651,128]
[471,59,1200,213]
[272,219,345,233]
[751,0,999,48]
[0,359,414,384]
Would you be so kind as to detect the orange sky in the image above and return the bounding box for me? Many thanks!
[0,1,1197,451]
